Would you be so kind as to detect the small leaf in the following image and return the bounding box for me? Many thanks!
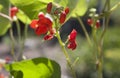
[5,57,61,78]
[0,0,11,36]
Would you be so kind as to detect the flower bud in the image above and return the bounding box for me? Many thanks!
[10,7,18,18]
[87,18,93,26]
[59,11,66,24]
[47,2,52,13]
[65,7,69,14]
[96,20,100,28]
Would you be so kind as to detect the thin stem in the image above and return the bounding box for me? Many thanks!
[20,20,29,60]
[76,14,92,46]
[102,0,108,12]
[15,20,21,45]
[15,19,23,60]
[109,1,120,13]
[56,31,76,78]
[97,0,111,78]
[0,12,12,22]
[9,28,17,61]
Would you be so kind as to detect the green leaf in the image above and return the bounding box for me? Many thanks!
[10,70,23,78]
[5,57,61,78]
[0,4,3,11]
[10,0,49,20]
[0,0,11,36]
[16,10,31,24]
[10,0,88,20]
[54,0,88,17]
[70,0,88,17]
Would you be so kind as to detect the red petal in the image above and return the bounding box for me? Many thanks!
[65,7,69,14]
[87,18,93,26]
[67,41,77,50]
[68,29,77,42]
[44,34,53,40]
[10,7,18,18]
[38,12,45,19]
[96,20,100,28]
[59,11,66,24]
[37,17,52,29]
[47,2,52,13]
[35,25,48,35]
[30,20,38,29]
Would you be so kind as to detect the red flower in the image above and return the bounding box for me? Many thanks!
[67,41,77,50]
[10,7,18,18]
[68,29,77,42]
[30,12,53,36]
[30,20,38,29]
[44,34,53,40]
[67,29,77,50]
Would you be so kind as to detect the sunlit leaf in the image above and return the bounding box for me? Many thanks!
[0,4,3,11]
[16,10,31,24]
[0,0,11,36]
[10,0,88,22]
[5,57,61,78]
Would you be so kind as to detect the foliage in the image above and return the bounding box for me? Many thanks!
[5,57,61,78]
[0,0,11,36]
[0,0,88,36]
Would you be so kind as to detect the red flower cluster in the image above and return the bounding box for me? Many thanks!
[67,29,77,50]
[30,12,54,40]
[30,2,70,41]
[46,2,69,24]
[10,7,18,18]
[87,18,100,28]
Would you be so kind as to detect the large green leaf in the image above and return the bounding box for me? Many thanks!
[0,0,11,36]
[5,57,61,78]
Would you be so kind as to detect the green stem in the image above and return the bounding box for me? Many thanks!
[15,19,23,60]
[76,14,92,46]
[0,13,12,21]
[15,20,21,45]
[9,28,17,61]
[97,0,111,78]
[56,31,76,78]
[109,1,120,13]
[21,21,28,60]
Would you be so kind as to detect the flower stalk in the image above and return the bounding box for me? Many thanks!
[55,31,77,78]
